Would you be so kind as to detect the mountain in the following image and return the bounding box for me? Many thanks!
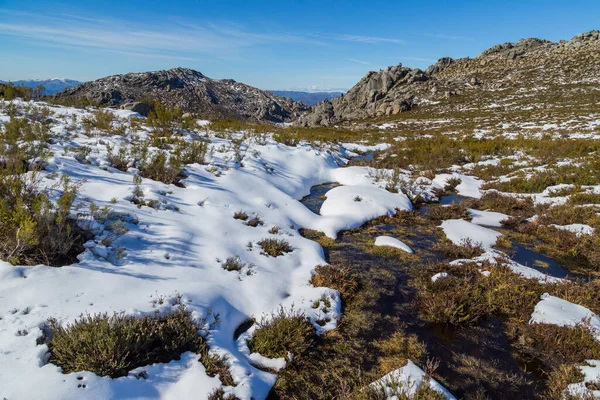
[300,29,600,126]
[52,68,309,122]
[269,90,344,106]
[5,78,82,95]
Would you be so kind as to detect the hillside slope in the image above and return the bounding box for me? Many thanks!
[52,68,309,122]
[301,30,600,126]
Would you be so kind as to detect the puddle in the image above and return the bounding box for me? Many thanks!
[300,182,340,215]
[503,240,575,279]
[419,193,470,215]
[440,193,468,205]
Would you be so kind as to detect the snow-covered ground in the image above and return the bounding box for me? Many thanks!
[0,101,413,400]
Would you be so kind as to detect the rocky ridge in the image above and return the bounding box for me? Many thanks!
[52,68,309,122]
[300,30,600,126]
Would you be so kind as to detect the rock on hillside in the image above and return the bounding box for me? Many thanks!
[52,68,309,122]
[301,30,600,126]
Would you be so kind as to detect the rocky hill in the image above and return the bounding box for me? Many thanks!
[52,68,309,122]
[300,30,600,126]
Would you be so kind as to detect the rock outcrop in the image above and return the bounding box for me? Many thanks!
[300,29,600,127]
[52,68,309,123]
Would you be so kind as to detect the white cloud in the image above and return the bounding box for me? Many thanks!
[348,58,371,65]
[0,10,317,60]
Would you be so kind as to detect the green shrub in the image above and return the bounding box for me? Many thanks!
[48,307,202,378]
[258,238,293,257]
[174,140,209,165]
[140,152,184,185]
[0,172,84,266]
[248,307,315,359]
[148,103,181,137]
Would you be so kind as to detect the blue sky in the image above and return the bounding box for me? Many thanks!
[0,0,598,90]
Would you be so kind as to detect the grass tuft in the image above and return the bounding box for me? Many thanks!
[248,307,315,360]
[258,238,293,257]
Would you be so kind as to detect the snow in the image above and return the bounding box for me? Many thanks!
[0,100,413,400]
[433,173,483,199]
[431,272,449,282]
[530,294,600,341]
[469,209,510,228]
[442,220,561,283]
[316,185,411,238]
[440,219,502,249]
[551,223,595,236]
[341,142,391,153]
[567,360,600,398]
[374,236,414,254]
[370,360,456,399]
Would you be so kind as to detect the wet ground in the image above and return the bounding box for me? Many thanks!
[299,182,340,215]
[292,184,548,399]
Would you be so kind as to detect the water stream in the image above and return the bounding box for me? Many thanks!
[297,183,541,398]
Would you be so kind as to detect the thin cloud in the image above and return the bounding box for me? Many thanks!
[0,10,319,60]
[335,34,406,44]
[348,58,370,65]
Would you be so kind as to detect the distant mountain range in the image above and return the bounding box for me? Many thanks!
[0,78,82,94]
[269,90,344,106]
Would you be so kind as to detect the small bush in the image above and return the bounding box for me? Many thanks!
[258,238,293,257]
[233,211,249,221]
[425,203,470,222]
[106,145,130,171]
[444,177,462,192]
[0,173,84,266]
[147,103,181,137]
[221,255,251,272]
[48,307,202,378]
[248,307,315,359]
[140,152,184,185]
[201,351,235,387]
[207,389,240,400]
[508,322,600,370]
[246,216,264,227]
[435,238,485,259]
[469,191,539,218]
[174,140,209,165]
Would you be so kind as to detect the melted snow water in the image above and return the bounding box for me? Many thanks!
[295,184,540,399]
[501,240,575,280]
[440,193,468,205]
[299,182,340,215]
[418,193,469,215]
